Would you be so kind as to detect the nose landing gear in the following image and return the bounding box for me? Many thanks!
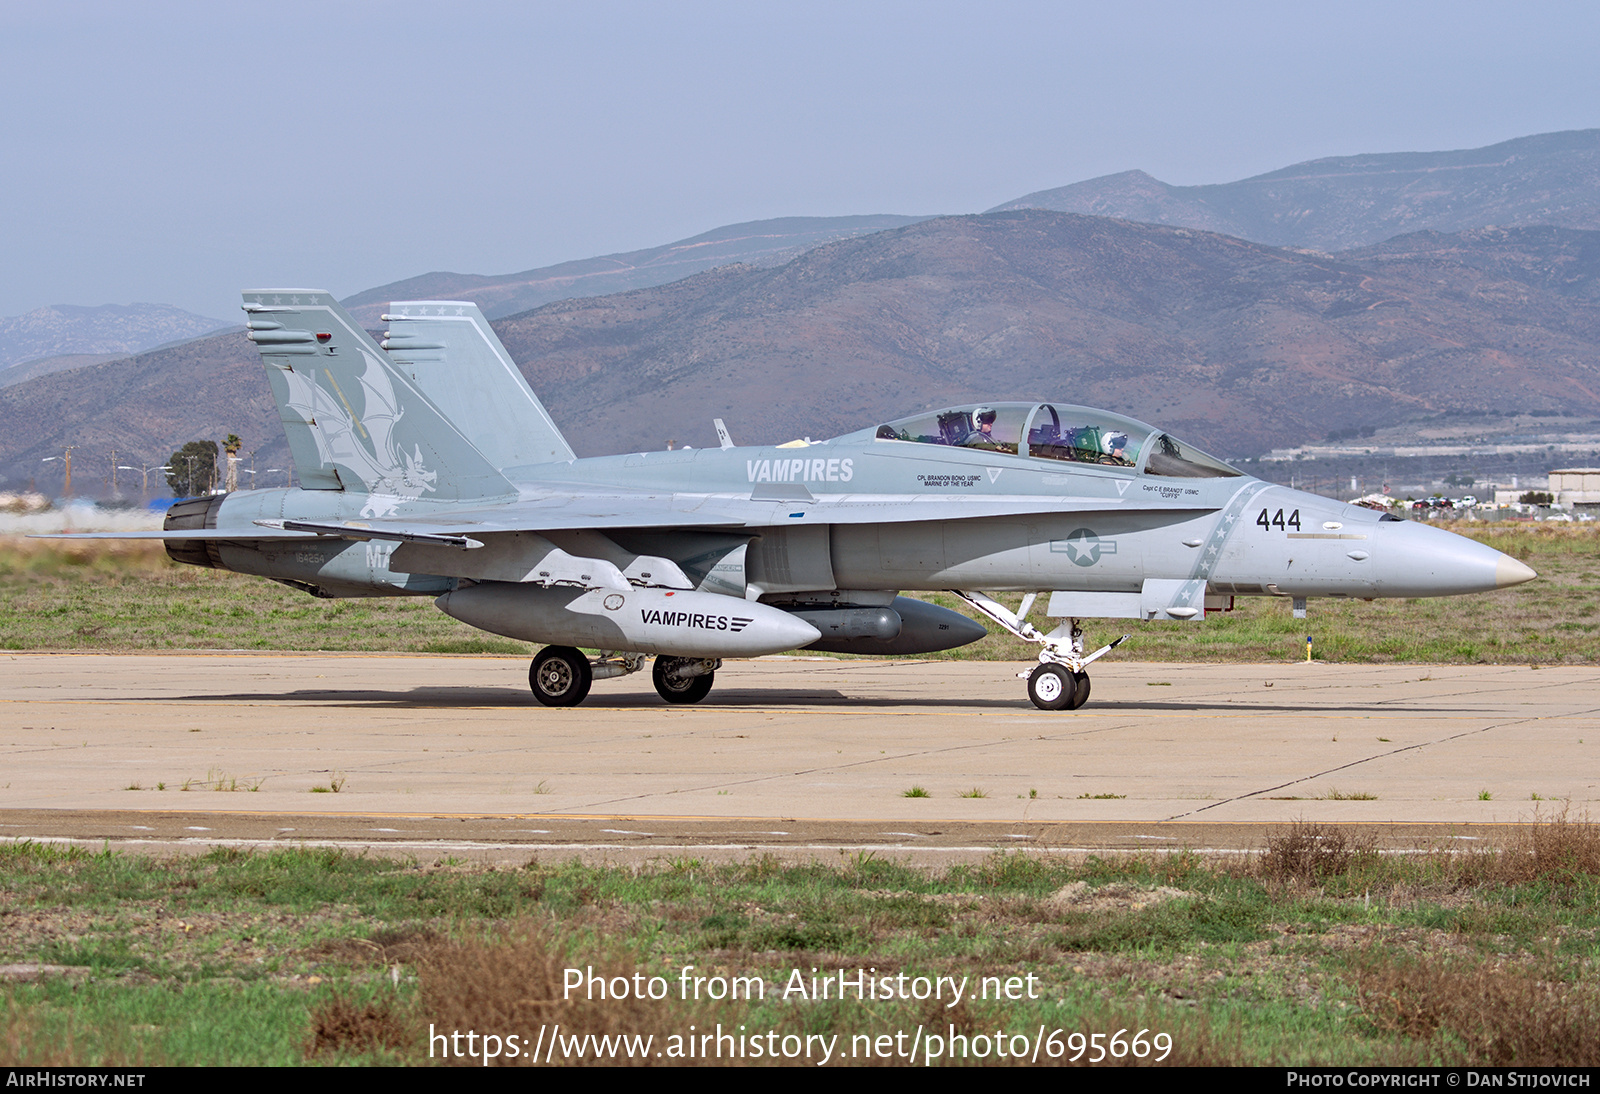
[1025,664,1092,710]
[953,591,1126,711]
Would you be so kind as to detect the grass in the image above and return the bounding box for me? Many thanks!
[179,769,261,793]
[902,786,930,798]
[0,537,527,655]
[0,523,1582,663]
[2,815,1599,1065]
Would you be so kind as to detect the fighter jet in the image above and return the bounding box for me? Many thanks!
[71,290,1537,710]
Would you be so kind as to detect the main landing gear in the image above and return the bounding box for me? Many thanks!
[527,648,718,707]
[952,592,1127,711]
[529,645,592,707]
[652,656,720,705]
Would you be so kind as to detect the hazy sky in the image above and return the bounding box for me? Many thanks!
[2,0,1596,320]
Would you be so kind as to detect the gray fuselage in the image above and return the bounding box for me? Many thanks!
[188,429,1522,607]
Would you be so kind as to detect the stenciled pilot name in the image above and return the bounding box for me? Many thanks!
[1142,483,1200,499]
[917,474,983,488]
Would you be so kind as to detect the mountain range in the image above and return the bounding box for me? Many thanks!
[991,129,1600,251]
[0,303,232,373]
[489,215,1600,457]
[341,129,1600,327]
[8,129,1600,495]
[6,211,1599,493]
[340,215,931,325]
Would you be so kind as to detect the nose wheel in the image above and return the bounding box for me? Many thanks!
[1027,664,1090,710]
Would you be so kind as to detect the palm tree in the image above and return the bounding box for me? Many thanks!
[223,433,242,493]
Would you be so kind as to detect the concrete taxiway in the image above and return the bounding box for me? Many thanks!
[1,652,1594,861]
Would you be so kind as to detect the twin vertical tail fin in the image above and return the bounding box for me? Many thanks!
[380,301,575,472]
[241,290,514,504]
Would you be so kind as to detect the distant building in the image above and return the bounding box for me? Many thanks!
[1549,468,1600,509]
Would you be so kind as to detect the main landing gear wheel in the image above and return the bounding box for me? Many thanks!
[653,657,715,705]
[529,646,592,707]
[1027,665,1089,711]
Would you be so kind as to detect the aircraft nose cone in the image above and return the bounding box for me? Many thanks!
[1377,520,1538,597]
[1496,554,1537,589]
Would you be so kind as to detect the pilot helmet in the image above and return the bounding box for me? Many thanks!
[973,406,997,426]
[1104,431,1130,453]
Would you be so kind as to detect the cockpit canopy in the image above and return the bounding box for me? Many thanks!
[871,402,1240,478]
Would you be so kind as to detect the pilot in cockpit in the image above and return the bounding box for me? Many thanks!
[966,406,1003,449]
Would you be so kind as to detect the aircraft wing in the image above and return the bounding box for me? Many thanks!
[34,489,1214,546]
[239,489,1214,543]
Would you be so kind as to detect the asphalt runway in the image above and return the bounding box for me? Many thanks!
[2,652,1594,863]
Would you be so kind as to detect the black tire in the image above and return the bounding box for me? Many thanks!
[653,657,714,705]
[1027,664,1073,710]
[1072,671,1090,709]
[529,646,592,707]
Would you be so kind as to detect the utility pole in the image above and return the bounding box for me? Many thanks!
[118,464,170,504]
[40,447,77,498]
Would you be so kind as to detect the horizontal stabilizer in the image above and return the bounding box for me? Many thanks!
[262,519,484,549]
[29,529,319,541]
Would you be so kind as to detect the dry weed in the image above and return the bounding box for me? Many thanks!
[415,922,733,1067]
[1355,955,1600,1065]
[1499,807,1600,884]
[1259,821,1377,884]
[1443,807,1600,888]
[306,994,412,1058]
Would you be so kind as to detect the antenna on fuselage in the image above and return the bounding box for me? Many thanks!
[713,418,735,449]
